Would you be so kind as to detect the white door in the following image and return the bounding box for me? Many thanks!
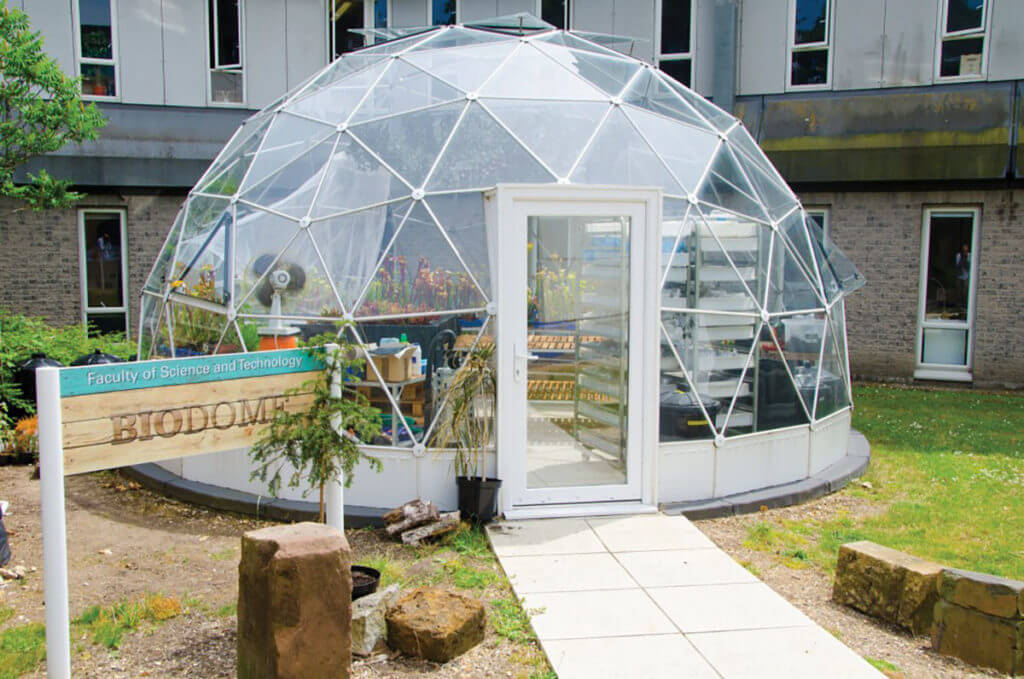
[493,185,660,512]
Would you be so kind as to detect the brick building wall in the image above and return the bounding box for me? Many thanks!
[799,187,1024,388]
[0,192,186,332]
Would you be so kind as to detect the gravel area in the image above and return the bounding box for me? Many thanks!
[696,490,1002,679]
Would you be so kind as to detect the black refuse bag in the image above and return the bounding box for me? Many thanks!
[0,506,10,567]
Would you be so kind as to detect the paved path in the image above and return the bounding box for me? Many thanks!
[487,513,881,679]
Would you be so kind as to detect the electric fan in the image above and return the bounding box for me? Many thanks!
[250,254,306,343]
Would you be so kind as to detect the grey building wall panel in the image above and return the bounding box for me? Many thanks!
[880,0,936,88]
[693,0,715,96]
[245,0,289,108]
[497,0,536,18]
[832,0,883,90]
[736,0,786,95]
[612,0,655,64]
[988,0,1024,82]
[118,0,165,105]
[162,0,208,107]
[286,0,328,90]
[460,0,500,22]
[24,0,76,77]
[392,0,428,27]
[571,0,614,36]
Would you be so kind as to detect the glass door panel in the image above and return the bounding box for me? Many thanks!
[526,215,630,489]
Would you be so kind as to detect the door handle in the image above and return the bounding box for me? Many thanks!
[513,344,538,383]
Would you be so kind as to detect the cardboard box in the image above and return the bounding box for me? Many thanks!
[370,345,417,383]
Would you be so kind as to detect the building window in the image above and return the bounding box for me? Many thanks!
[658,0,693,88]
[805,207,830,243]
[76,0,118,98]
[937,0,986,79]
[208,0,244,104]
[788,0,830,88]
[78,209,128,336]
[330,0,389,58]
[431,0,456,25]
[541,0,569,29]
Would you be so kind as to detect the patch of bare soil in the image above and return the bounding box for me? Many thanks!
[696,491,1001,679]
[0,466,541,678]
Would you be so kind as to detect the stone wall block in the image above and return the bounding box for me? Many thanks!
[941,567,1024,619]
[931,600,1022,675]
[386,588,485,662]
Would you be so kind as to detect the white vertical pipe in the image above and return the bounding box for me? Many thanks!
[36,367,71,679]
[324,343,345,532]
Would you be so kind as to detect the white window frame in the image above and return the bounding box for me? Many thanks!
[78,208,129,338]
[786,0,833,91]
[428,0,459,26]
[655,0,695,88]
[535,0,570,30]
[73,0,120,102]
[915,206,980,382]
[205,0,246,107]
[805,206,831,242]
[328,0,388,60]
[934,0,990,82]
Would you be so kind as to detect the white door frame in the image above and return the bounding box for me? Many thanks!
[77,208,130,338]
[914,206,980,382]
[490,184,661,517]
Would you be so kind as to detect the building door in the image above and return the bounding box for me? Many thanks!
[916,207,979,381]
[494,185,660,516]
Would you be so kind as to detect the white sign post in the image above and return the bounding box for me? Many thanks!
[34,347,345,678]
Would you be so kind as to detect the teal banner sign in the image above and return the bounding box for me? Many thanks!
[59,348,323,397]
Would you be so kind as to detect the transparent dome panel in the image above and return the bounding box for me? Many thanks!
[424,191,491,297]
[311,133,411,218]
[240,136,337,218]
[626,106,719,196]
[349,59,462,124]
[400,40,518,94]
[533,40,642,97]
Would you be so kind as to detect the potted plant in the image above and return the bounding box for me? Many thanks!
[248,335,383,523]
[431,344,501,523]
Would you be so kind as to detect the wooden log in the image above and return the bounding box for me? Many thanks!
[401,512,460,545]
[382,499,438,534]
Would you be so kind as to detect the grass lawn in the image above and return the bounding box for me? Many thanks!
[744,383,1024,579]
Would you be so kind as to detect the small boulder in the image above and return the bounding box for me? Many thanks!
[386,588,485,662]
[352,585,401,656]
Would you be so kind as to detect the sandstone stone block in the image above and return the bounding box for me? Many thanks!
[352,584,401,657]
[931,600,1022,676]
[832,540,942,634]
[386,588,485,662]
[941,568,1024,619]
[238,522,352,679]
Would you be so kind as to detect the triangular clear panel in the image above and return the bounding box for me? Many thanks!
[348,101,465,189]
[356,30,440,56]
[532,41,642,97]
[697,144,770,222]
[144,209,185,294]
[661,74,736,132]
[626,106,719,195]
[425,191,491,297]
[310,200,413,311]
[696,205,769,310]
[350,59,462,124]
[479,43,608,100]
[660,200,697,302]
[726,124,782,185]
[233,204,302,311]
[407,26,513,50]
[829,300,852,396]
[535,30,625,58]
[426,103,553,191]
[769,312,825,421]
[806,216,865,297]
[622,68,708,130]
[138,294,167,358]
[400,41,518,94]
[239,113,337,193]
[171,199,232,306]
[355,201,486,317]
[285,59,391,125]
[250,230,340,319]
[299,49,396,97]
[571,108,684,195]
[424,315,495,445]
[482,98,609,178]
[814,322,849,420]
[764,229,823,315]
[741,158,798,223]
[196,116,273,196]
[240,136,337,218]
[166,300,231,355]
[311,132,411,218]
[755,323,812,430]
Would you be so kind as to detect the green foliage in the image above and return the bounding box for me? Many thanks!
[0,308,133,423]
[73,595,182,649]
[489,596,540,645]
[445,523,492,558]
[0,2,106,209]
[0,623,46,679]
[431,344,496,478]
[249,336,383,521]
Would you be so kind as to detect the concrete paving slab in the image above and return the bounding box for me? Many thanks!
[647,582,813,633]
[586,514,717,552]
[525,589,677,640]
[543,635,720,679]
[617,547,759,588]
[499,552,637,593]
[488,518,605,557]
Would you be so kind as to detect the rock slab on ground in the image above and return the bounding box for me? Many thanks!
[385,587,485,662]
[352,584,401,657]
[832,540,943,634]
[237,522,352,679]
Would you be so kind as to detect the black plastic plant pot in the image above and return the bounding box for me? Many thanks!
[351,565,381,600]
[71,349,125,366]
[456,476,502,524]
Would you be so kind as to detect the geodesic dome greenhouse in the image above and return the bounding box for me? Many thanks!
[140,16,864,511]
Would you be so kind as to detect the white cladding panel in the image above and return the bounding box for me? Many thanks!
[245,0,288,108]
[392,0,428,27]
[460,0,500,22]
[24,0,76,77]
[612,0,655,63]
[833,0,883,90]
[988,0,1024,81]
[162,0,209,107]
[286,0,328,89]
[571,0,614,35]
[497,0,537,17]
[881,0,937,87]
[118,0,165,104]
[737,0,787,94]
[692,0,713,96]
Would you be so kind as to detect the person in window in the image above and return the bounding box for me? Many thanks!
[955,243,970,313]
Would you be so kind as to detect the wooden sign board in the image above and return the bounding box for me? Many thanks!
[56,349,323,475]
